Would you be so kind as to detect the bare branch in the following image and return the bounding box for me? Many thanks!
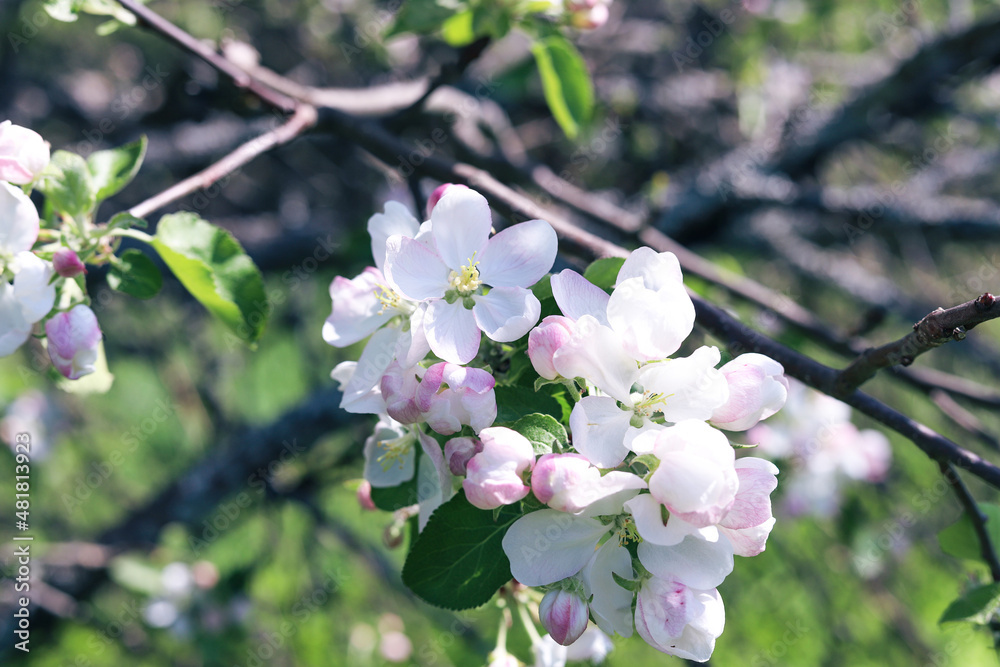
[836,293,1000,394]
[939,462,1000,582]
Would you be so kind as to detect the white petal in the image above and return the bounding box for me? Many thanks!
[368,201,420,272]
[384,235,450,301]
[502,510,609,586]
[473,287,540,342]
[579,471,647,517]
[625,494,717,546]
[582,541,635,638]
[430,187,492,271]
[425,300,481,364]
[0,182,39,254]
[322,268,395,348]
[12,252,55,323]
[0,281,31,357]
[638,346,728,422]
[607,276,694,361]
[477,218,557,288]
[638,536,734,591]
[395,304,431,368]
[550,269,610,324]
[616,247,683,289]
[551,315,638,404]
[569,396,632,468]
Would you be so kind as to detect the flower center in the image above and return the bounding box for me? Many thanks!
[448,255,482,295]
[373,284,404,314]
[377,431,416,471]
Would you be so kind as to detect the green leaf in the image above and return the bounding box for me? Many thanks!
[530,274,553,301]
[939,503,1000,563]
[371,475,419,512]
[583,257,624,291]
[494,385,562,424]
[38,151,96,219]
[108,211,147,230]
[531,35,594,140]
[502,414,568,455]
[386,0,456,37]
[44,0,82,22]
[88,136,147,201]
[107,249,162,299]
[402,491,520,610]
[151,212,268,345]
[441,9,476,46]
[939,582,1000,624]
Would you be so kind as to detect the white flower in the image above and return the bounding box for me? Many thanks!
[0,252,56,357]
[385,187,557,364]
[634,576,724,662]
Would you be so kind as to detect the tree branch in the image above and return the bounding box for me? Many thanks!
[939,462,1000,582]
[836,293,1000,394]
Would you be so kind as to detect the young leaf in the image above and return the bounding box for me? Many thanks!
[371,475,419,512]
[150,212,268,345]
[939,582,1000,624]
[38,150,96,219]
[583,257,624,291]
[402,491,520,610]
[938,503,1000,563]
[386,0,455,38]
[107,249,162,299]
[501,414,568,455]
[441,9,476,46]
[494,385,562,423]
[88,136,147,201]
[531,35,594,139]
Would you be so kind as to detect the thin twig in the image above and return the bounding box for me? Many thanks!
[930,390,1000,452]
[128,105,317,220]
[836,293,1000,394]
[938,462,1000,582]
[116,0,297,112]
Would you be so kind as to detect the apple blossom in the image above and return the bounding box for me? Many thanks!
[425,182,468,217]
[717,458,779,557]
[444,436,483,476]
[380,360,497,435]
[531,453,646,514]
[0,181,39,261]
[564,627,614,663]
[45,304,102,380]
[0,121,50,185]
[634,576,724,663]
[0,252,56,357]
[527,315,576,380]
[464,426,535,510]
[710,353,788,431]
[385,187,557,364]
[538,588,589,646]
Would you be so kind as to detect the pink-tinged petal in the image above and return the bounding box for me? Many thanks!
[0,121,49,185]
[582,541,635,638]
[425,300,481,364]
[444,436,483,476]
[635,576,724,662]
[368,201,420,272]
[638,536,734,591]
[551,269,610,324]
[616,247,683,289]
[607,276,694,361]
[52,248,86,277]
[44,304,102,380]
[426,183,468,218]
[638,346,729,422]
[0,182,39,254]
[710,353,789,431]
[381,360,424,424]
[472,287,540,342]
[384,235,450,301]
[417,362,496,434]
[719,458,779,531]
[463,426,533,508]
[624,421,664,455]
[528,315,576,379]
[430,187,492,270]
[552,315,638,404]
[502,510,609,586]
[394,303,431,368]
[477,218,557,288]
[720,518,776,557]
[12,252,55,323]
[648,421,737,527]
[322,267,396,347]
[625,494,717,547]
[539,589,590,646]
[569,396,632,468]
[533,454,643,515]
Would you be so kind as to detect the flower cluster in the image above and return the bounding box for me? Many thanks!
[325,185,788,664]
[749,378,891,518]
[0,121,102,380]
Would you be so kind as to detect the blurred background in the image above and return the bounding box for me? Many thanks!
[3,0,1000,664]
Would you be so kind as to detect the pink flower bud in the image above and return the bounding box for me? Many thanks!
[463,427,535,509]
[710,353,788,431]
[444,436,483,476]
[52,248,87,278]
[539,588,590,646]
[426,183,468,218]
[531,453,599,513]
[45,304,102,380]
[416,362,497,435]
[569,3,609,29]
[528,315,575,380]
[357,480,376,511]
[0,121,50,185]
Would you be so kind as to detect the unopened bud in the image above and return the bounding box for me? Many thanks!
[53,248,87,277]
